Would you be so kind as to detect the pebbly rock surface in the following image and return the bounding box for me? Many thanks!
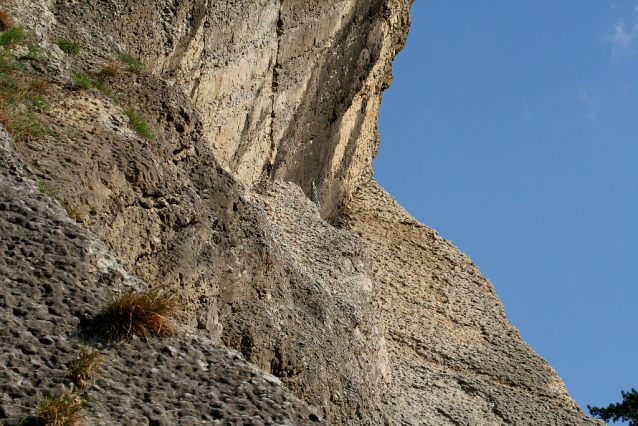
[0,126,327,425]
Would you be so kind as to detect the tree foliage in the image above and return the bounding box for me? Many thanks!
[588,388,638,426]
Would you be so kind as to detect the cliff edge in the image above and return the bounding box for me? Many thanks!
[1,1,602,425]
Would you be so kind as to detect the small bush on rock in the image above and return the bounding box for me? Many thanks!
[0,26,25,46]
[118,53,145,73]
[98,287,179,341]
[123,107,155,141]
[55,39,81,55]
[35,386,86,426]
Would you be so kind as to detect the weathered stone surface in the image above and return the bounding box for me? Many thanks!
[0,126,327,425]
[1,1,605,425]
[6,0,411,218]
[11,68,388,423]
[339,178,603,425]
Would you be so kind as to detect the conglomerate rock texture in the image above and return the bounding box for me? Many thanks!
[1,0,603,425]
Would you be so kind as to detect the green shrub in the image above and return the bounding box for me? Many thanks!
[0,26,25,46]
[71,72,92,90]
[55,39,81,55]
[118,53,145,73]
[123,107,155,140]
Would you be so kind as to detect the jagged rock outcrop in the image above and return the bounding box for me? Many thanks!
[1,1,604,425]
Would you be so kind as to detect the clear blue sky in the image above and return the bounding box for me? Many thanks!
[374,1,638,419]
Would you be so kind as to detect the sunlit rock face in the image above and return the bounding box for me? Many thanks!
[2,0,604,424]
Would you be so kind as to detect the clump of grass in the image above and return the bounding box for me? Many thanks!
[67,345,103,388]
[118,53,145,73]
[23,44,50,61]
[98,287,179,341]
[0,82,48,140]
[38,179,58,197]
[29,75,53,96]
[123,107,155,141]
[0,11,15,31]
[0,50,22,74]
[35,386,87,426]
[71,71,92,90]
[91,77,113,97]
[55,39,81,55]
[99,60,120,77]
[0,49,51,141]
[0,26,25,46]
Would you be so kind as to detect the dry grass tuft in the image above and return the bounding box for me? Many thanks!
[98,287,179,341]
[35,386,87,426]
[100,60,120,77]
[0,51,51,141]
[0,11,15,31]
[67,345,103,388]
[28,75,54,96]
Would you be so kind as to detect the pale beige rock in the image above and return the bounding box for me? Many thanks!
[2,0,605,424]
[341,178,603,425]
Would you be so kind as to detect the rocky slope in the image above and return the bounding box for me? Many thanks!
[1,1,603,425]
[0,126,328,425]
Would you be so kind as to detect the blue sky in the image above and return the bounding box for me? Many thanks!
[374,1,638,419]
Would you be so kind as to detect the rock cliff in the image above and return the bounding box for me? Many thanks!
[0,1,603,425]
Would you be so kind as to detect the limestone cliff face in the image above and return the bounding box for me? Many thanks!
[1,1,603,425]
[12,0,410,219]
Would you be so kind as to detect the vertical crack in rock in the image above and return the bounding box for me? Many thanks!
[265,0,286,179]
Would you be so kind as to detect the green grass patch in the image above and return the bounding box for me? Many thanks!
[0,64,50,141]
[38,179,58,197]
[118,53,145,73]
[0,50,22,75]
[22,44,50,61]
[0,26,25,46]
[55,39,81,55]
[124,107,155,140]
[71,71,92,90]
